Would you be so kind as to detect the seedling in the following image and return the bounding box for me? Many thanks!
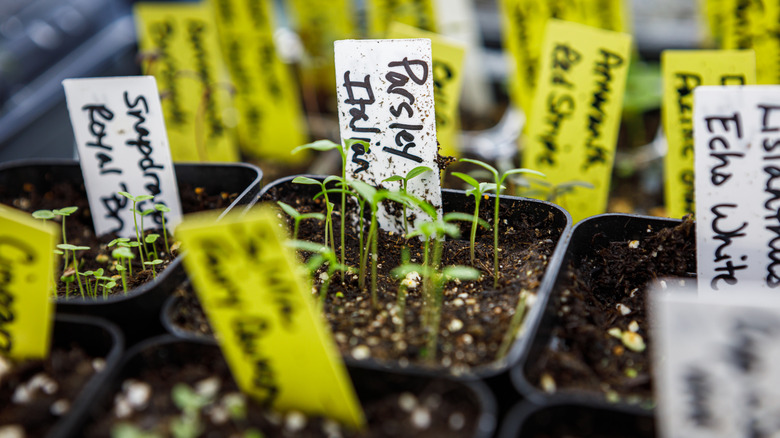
[112,246,135,294]
[154,203,172,255]
[34,207,78,271]
[293,138,360,267]
[292,176,339,254]
[382,165,433,235]
[60,269,75,300]
[57,243,90,298]
[496,290,531,359]
[170,382,213,438]
[450,172,497,264]
[118,191,155,265]
[458,159,545,287]
[32,209,55,223]
[288,240,350,307]
[144,259,164,278]
[276,201,325,241]
[392,262,480,360]
[145,234,161,261]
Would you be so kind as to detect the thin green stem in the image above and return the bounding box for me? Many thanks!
[161,214,170,255]
[470,197,481,264]
[493,192,500,288]
[497,293,528,358]
[369,212,379,308]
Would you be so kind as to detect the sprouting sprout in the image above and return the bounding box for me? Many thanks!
[292,176,339,254]
[32,209,55,223]
[154,203,172,255]
[458,158,545,287]
[145,234,161,261]
[118,192,154,265]
[382,165,433,235]
[276,201,325,241]
[60,269,75,300]
[57,243,90,298]
[292,139,355,267]
[288,240,350,307]
[112,246,135,294]
[451,171,496,264]
[170,382,214,438]
[144,259,164,278]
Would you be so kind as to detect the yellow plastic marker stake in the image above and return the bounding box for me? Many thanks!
[287,0,356,90]
[388,22,466,158]
[0,205,58,359]
[499,0,585,117]
[720,0,779,85]
[522,19,632,222]
[580,0,630,33]
[133,2,239,162]
[662,50,756,219]
[703,0,725,43]
[176,207,365,429]
[367,0,437,37]
[209,0,308,162]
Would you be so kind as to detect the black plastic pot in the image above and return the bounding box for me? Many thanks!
[239,175,569,413]
[512,213,694,412]
[79,335,497,438]
[498,400,655,438]
[0,158,262,345]
[3,314,124,438]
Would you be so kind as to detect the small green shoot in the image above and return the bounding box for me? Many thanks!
[32,209,55,223]
[277,201,325,241]
[144,259,163,278]
[451,172,497,264]
[154,203,172,255]
[458,159,545,287]
[57,243,90,298]
[118,192,154,265]
[112,247,135,294]
[288,240,350,307]
[496,291,531,359]
[170,382,213,438]
[292,176,339,254]
[382,165,432,235]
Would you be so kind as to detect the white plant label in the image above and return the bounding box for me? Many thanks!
[694,85,780,293]
[335,39,442,233]
[653,282,780,438]
[63,76,183,238]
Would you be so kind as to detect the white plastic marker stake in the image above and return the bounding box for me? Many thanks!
[334,39,442,233]
[693,85,780,293]
[63,76,183,238]
[653,281,780,437]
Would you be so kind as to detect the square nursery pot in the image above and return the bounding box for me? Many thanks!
[0,158,262,344]
[79,336,498,438]
[512,213,695,414]
[161,174,568,410]
[0,314,124,438]
[497,400,655,438]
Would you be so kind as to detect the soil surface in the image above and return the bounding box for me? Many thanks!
[84,343,483,438]
[0,180,235,300]
[526,217,695,405]
[0,345,103,437]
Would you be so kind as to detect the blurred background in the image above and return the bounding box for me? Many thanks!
[0,0,706,215]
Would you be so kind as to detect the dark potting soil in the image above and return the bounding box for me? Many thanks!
[0,180,235,300]
[84,346,481,438]
[0,345,102,437]
[526,217,695,404]
[257,184,561,374]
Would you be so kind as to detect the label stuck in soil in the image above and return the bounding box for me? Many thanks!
[176,206,365,429]
[522,19,632,222]
[662,50,756,219]
[0,205,58,359]
[387,23,465,158]
[211,0,308,163]
[653,282,780,437]
[693,85,780,292]
[62,76,183,238]
[133,2,240,162]
[334,38,442,233]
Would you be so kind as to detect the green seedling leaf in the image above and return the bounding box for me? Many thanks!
[145,234,160,243]
[277,201,300,218]
[32,210,55,220]
[53,249,64,255]
[141,209,155,217]
[502,168,546,180]
[108,238,130,247]
[383,175,404,182]
[406,165,432,180]
[112,247,135,259]
[57,244,90,251]
[53,206,78,216]
[442,265,481,281]
[292,176,323,186]
[154,203,171,212]
[451,171,480,188]
[171,383,212,411]
[118,191,133,200]
[136,195,154,202]
[292,139,341,154]
[127,241,141,248]
[144,259,163,266]
[460,158,498,178]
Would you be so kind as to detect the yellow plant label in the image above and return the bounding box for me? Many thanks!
[287,0,356,90]
[703,0,725,43]
[133,2,239,162]
[0,205,58,359]
[367,0,437,37]
[499,0,585,116]
[522,19,632,222]
[176,207,365,429]
[210,0,308,162]
[388,22,466,158]
[661,50,756,219]
[720,0,780,85]
[580,0,630,33]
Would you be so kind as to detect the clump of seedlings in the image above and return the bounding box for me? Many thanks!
[32,192,176,300]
